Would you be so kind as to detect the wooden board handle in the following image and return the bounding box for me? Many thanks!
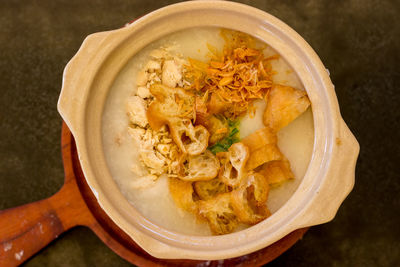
[0,178,92,266]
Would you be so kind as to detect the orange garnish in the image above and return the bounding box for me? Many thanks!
[185,30,279,119]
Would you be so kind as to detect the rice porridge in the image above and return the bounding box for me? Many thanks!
[102,27,314,235]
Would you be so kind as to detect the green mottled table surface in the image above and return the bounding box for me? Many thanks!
[1,0,399,266]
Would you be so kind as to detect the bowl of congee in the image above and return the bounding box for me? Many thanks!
[57,1,359,260]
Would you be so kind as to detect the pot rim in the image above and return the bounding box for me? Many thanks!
[58,0,359,260]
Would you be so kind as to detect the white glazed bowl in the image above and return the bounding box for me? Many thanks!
[57,1,359,260]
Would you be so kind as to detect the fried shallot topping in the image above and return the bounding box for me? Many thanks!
[185,30,279,119]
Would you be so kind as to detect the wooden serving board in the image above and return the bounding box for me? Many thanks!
[0,123,308,266]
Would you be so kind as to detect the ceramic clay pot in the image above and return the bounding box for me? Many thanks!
[58,1,359,260]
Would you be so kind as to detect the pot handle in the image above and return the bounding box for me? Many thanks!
[294,118,359,227]
[0,181,91,266]
[57,31,112,134]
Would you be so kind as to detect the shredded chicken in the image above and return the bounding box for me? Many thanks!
[125,46,187,179]
[128,125,179,176]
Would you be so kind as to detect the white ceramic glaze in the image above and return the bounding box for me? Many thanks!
[57,1,359,260]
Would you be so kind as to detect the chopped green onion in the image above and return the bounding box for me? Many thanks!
[208,119,240,154]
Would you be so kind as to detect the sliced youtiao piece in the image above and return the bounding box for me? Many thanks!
[241,126,284,171]
[231,172,271,224]
[169,118,209,156]
[177,150,220,182]
[198,193,238,235]
[194,94,208,122]
[258,160,294,186]
[196,114,229,145]
[194,178,228,200]
[195,93,230,144]
[218,142,249,188]
[169,178,197,213]
[147,83,195,130]
[245,173,270,206]
[147,84,209,155]
[245,143,283,171]
[207,92,232,115]
[263,84,310,132]
[241,127,277,152]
